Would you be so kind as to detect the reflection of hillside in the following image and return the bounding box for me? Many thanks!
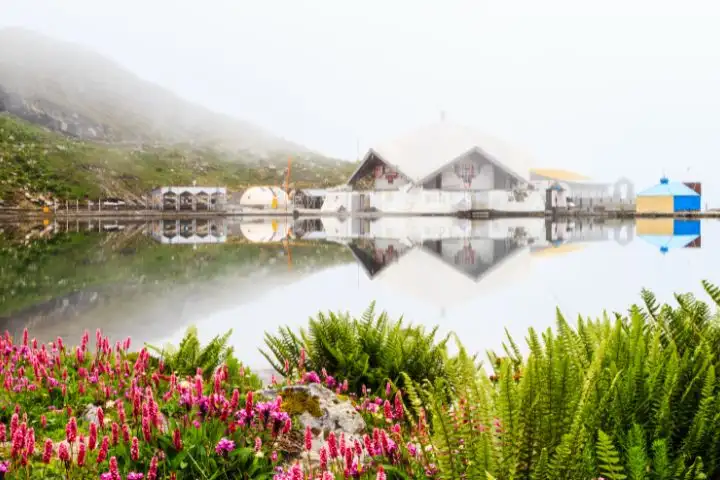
[0,220,353,322]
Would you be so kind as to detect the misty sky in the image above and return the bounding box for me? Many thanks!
[4,0,720,203]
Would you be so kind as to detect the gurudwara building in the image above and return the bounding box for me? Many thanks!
[320,122,632,215]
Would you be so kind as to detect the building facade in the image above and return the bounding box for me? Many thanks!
[636,178,701,213]
[321,122,546,215]
[150,186,227,211]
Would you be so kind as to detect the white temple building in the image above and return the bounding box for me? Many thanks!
[321,121,546,215]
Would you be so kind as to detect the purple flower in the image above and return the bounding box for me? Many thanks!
[127,473,145,480]
[303,371,321,384]
[215,437,236,455]
[0,461,9,473]
[407,442,418,457]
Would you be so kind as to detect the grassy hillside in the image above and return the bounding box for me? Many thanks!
[0,114,355,205]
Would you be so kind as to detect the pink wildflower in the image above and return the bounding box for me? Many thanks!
[327,431,338,459]
[394,391,404,419]
[97,435,109,463]
[77,438,87,466]
[172,428,183,451]
[319,446,328,471]
[42,439,53,463]
[89,422,98,450]
[304,425,313,451]
[109,456,121,480]
[383,400,393,421]
[131,437,140,461]
[147,456,158,480]
[215,437,235,455]
[377,465,387,480]
[141,415,151,442]
[24,427,35,456]
[111,422,119,445]
[58,441,71,463]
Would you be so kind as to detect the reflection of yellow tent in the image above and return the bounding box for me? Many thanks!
[530,243,586,257]
[240,220,289,243]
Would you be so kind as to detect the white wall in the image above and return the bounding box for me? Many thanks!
[367,217,474,241]
[472,189,545,212]
[370,189,471,214]
[470,218,546,240]
[373,169,410,190]
[321,190,355,213]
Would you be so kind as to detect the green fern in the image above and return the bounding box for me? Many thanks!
[597,429,627,480]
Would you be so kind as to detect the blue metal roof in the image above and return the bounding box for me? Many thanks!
[637,181,700,197]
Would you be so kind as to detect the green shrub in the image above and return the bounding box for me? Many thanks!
[261,302,451,395]
[147,326,262,392]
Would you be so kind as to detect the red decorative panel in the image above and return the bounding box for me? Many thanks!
[684,182,702,195]
[686,236,702,248]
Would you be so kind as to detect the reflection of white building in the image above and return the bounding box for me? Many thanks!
[321,122,546,215]
[149,219,227,244]
[297,216,637,308]
[349,236,533,308]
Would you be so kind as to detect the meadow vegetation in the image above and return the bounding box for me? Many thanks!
[0,226,352,317]
[0,114,355,205]
[2,282,720,479]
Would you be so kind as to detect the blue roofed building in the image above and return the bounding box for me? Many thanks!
[636,177,701,213]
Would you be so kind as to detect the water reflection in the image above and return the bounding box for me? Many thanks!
[0,216,711,367]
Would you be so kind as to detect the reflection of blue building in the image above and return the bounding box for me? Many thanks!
[637,219,701,254]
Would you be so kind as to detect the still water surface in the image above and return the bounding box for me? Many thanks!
[0,216,716,367]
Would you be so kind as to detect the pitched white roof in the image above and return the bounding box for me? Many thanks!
[370,122,534,184]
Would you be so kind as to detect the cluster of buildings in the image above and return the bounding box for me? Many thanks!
[147,122,703,217]
[317,121,634,215]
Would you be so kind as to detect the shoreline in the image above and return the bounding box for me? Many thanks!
[2,208,720,220]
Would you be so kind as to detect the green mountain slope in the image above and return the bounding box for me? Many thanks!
[0,27,307,153]
[0,114,355,205]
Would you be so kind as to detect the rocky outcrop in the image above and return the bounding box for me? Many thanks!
[0,84,110,141]
[259,383,366,466]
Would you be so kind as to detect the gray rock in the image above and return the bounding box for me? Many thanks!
[82,403,102,426]
[258,383,366,467]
